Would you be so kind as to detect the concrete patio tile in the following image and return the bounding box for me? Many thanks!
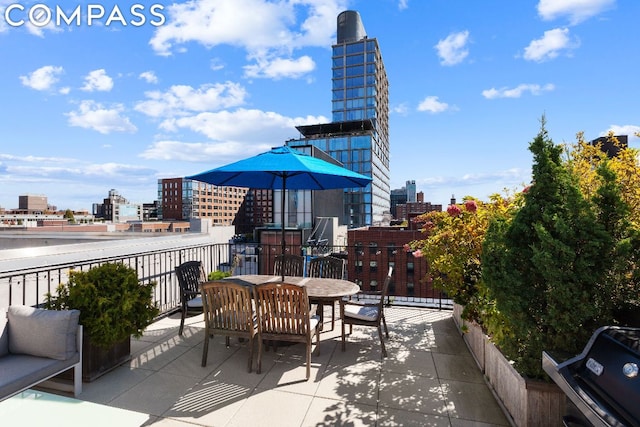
[78,364,155,404]
[382,347,437,378]
[379,371,449,417]
[162,344,237,381]
[315,360,380,406]
[432,352,485,384]
[161,376,252,426]
[202,345,271,389]
[109,371,203,417]
[327,341,384,367]
[225,388,314,427]
[441,380,510,426]
[450,419,510,427]
[143,417,204,426]
[430,331,470,355]
[301,397,377,427]
[129,338,193,372]
[254,358,324,395]
[378,406,451,427]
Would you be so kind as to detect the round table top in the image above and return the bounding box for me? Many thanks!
[225,274,360,299]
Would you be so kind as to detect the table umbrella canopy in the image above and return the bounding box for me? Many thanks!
[186,145,372,190]
[187,145,372,279]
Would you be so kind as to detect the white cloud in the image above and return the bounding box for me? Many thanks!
[19,65,64,91]
[150,0,341,54]
[81,69,114,92]
[135,82,247,118]
[243,55,315,79]
[139,71,158,84]
[482,83,555,99]
[158,108,328,143]
[392,103,409,115]
[537,0,615,25]
[398,0,409,10]
[435,30,470,66]
[148,0,344,80]
[140,140,271,162]
[523,28,579,62]
[417,96,454,114]
[602,124,640,141]
[66,100,137,134]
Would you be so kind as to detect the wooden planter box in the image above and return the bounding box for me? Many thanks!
[82,335,131,382]
[455,304,566,426]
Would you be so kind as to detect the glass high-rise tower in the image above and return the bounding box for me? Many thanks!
[288,10,390,227]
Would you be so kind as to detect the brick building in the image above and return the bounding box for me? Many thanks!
[347,226,436,299]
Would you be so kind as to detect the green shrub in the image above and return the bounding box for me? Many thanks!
[45,263,159,348]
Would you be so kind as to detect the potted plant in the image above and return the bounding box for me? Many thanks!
[45,262,159,382]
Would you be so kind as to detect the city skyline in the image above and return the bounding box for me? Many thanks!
[1,0,638,211]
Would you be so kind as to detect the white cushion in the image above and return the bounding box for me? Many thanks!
[186,296,202,308]
[309,315,320,331]
[344,304,379,321]
[8,306,80,361]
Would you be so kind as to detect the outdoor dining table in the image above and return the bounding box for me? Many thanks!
[224,274,360,333]
[224,274,360,300]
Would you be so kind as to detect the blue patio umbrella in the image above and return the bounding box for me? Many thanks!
[187,145,371,276]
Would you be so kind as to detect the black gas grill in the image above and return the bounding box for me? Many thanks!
[543,326,640,427]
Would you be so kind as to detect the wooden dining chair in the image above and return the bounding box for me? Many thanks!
[273,254,305,277]
[175,260,206,335]
[253,282,320,380]
[340,266,393,357]
[307,256,345,331]
[200,280,258,372]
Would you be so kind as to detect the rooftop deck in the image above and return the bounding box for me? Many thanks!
[51,305,510,426]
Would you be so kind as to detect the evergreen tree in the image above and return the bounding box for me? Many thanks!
[482,120,611,378]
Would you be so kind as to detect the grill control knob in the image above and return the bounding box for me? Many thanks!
[623,362,638,378]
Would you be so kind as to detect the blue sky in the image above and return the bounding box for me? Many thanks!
[0,0,638,212]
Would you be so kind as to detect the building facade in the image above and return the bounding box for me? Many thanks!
[347,226,435,299]
[93,189,142,223]
[287,10,390,227]
[18,194,48,213]
[158,178,248,226]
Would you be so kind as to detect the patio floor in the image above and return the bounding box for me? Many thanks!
[64,306,511,426]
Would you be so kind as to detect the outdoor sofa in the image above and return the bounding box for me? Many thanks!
[0,305,82,401]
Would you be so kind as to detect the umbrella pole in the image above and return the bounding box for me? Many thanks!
[281,175,286,281]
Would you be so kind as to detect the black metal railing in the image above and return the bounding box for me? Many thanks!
[0,241,451,318]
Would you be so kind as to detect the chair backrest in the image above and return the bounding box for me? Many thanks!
[201,281,255,334]
[175,261,205,302]
[378,266,394,312]
[307,256,345,279]
[274,254,304,277]
[253,282,312,341]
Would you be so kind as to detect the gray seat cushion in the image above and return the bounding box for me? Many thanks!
[8,306,80,361]
[0,353,80,399]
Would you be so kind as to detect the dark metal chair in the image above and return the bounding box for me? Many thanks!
[253,282,320,380]
[307,256,345,331]
[340,266,393,357]
[273,254,304,277]
[175,260,206,335]
[200,280,258,372]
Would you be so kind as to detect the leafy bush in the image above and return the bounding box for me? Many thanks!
[411,120,640,380]
[208,270,232,280]
[45,263,159,348]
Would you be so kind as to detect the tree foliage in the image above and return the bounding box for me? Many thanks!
[482,121,639,378]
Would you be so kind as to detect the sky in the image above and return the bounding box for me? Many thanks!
[0,0,638,212]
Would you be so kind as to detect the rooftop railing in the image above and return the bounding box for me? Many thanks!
[0,234,450,317]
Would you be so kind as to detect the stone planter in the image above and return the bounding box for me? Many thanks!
[455,305,566,426]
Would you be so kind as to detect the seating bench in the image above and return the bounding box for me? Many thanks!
[0,305,82,402]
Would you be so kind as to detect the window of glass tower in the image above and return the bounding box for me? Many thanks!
[346,42,364,54]
[332,79,344,89]
[332,56,343,67]
[346,65,364,77]
[332,90,344,100]
[332,45,344,56]
[346,55,364,66]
